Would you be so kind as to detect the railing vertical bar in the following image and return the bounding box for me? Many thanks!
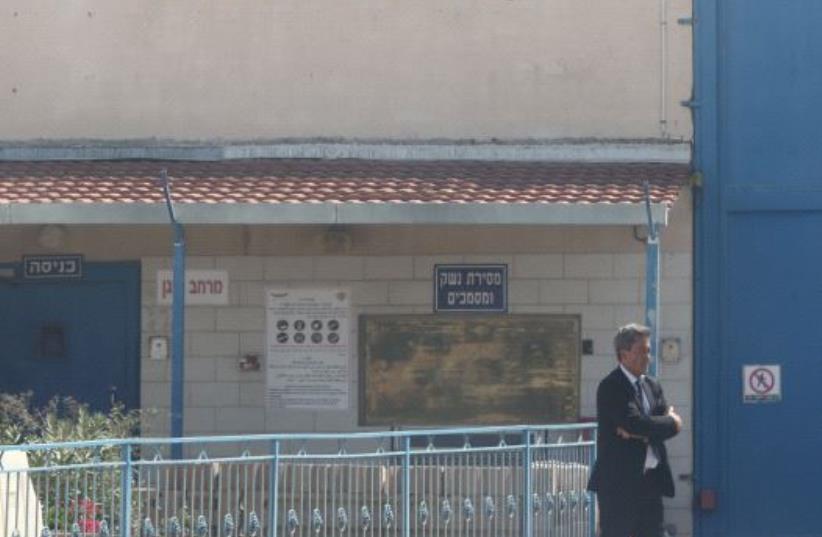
[304,457,309,537]
[209,458,216,537]
[17,471,24,537]
[237,459,243,533]
[156,461,161,534]
[217,460,225,537]
[62,468,69,535]
[587,439,595,537]
[2,471,8,537]
[120,443,132,537]
[31,469,36,536]
[402,437,411,537]
[133,461,141,534]
[200,459,206,536]
[523,428,532,537]
[163,464,170,535]
[27,468,34,537]
[325,457,330,537]
[502,448,507,537]
[190,458,198,536]
[498,445,502,537]
[246,459,252,536]
[269,440,280,537]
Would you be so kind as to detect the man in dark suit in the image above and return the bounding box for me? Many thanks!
[587,323,682,537]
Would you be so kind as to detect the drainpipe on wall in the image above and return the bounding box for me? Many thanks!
[643,181,661,377]
[161,169,186,459]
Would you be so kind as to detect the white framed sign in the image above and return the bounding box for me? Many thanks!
[743,364,781,403]
[157,270,229,305]
[265,288,350,410]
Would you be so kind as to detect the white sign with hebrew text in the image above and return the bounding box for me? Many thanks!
[156,270,229,305]
[266,288,350,410]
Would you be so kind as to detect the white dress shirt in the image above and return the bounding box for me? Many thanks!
[619,364,659,471]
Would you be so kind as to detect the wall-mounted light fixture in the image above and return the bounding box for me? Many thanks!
[37,225,68,251]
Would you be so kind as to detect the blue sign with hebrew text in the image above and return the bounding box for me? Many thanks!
[434,264,507,312]
[23,255,84,279]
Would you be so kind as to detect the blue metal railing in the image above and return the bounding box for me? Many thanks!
[0,424,596,537]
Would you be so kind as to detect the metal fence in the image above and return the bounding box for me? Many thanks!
[0,424,596,537]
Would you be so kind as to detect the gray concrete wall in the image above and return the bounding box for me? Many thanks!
[2,0,692,141]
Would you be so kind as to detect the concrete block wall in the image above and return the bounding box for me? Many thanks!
[139,239,692,536]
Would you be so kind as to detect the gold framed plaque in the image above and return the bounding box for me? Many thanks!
[359,314,580,426]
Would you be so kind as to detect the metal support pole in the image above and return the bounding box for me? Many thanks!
[119,443,132,537]
[522,428,532,537]
[269,440,280,537]
[161,169,187,459]
[402,436,411,537]
[643,182,661,377]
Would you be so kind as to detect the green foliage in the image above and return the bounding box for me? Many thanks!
[0,392,142,533]
[0,392,140,448]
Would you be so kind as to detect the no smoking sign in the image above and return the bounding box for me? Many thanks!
[743,364,782,403]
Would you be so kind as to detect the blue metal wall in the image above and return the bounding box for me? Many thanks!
[694,1,822,536]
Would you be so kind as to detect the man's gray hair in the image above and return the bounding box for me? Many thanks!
[614,323,651,360]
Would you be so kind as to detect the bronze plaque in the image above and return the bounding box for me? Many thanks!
[359,314,580,426]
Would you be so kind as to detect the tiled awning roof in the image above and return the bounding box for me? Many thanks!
[0,159,689,225]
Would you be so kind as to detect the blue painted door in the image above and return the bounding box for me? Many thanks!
[0,262,140,411]
[695,0,822,535]
[723,212,822,536]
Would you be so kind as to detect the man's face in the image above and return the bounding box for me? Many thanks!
[620,336,651,377]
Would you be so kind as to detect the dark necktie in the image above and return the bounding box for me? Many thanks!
[636,377,661,463]
[635,379,648,415]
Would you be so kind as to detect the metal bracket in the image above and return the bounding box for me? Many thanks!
[677,17,694,26]
[681,99,702,109]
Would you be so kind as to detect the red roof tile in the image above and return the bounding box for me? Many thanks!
[0,160,688,205]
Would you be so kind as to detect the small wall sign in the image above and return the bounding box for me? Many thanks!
[157,270,229,305]
[22,255,83,279]
[434,264,508,312]
[743,364,781,403]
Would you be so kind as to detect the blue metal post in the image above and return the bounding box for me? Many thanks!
[161,169,187,459]
[269,440,280,537]
[643,182,660,377]
[402,436,411,537]
[522,429,532,537]
[119,443,132,537]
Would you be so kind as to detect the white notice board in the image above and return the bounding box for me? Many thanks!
[265,289,350,410]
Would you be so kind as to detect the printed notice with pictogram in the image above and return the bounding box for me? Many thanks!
[265,288,350,410]
[743,365,781,403]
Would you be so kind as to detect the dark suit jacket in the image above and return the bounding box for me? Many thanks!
[587,367,679,499]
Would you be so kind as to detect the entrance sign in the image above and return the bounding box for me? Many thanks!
[266,289,350,410]
[22,254,83,279]
[434,264,507,312]
[157,270,229,305]
[743,364,781,403]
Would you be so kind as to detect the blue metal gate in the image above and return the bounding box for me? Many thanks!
[694,1,822,535]
[0,261,140,411]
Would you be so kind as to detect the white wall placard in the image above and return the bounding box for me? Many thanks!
[157,270,229,305]
[265,289,350,410]
[743,364,782,403]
